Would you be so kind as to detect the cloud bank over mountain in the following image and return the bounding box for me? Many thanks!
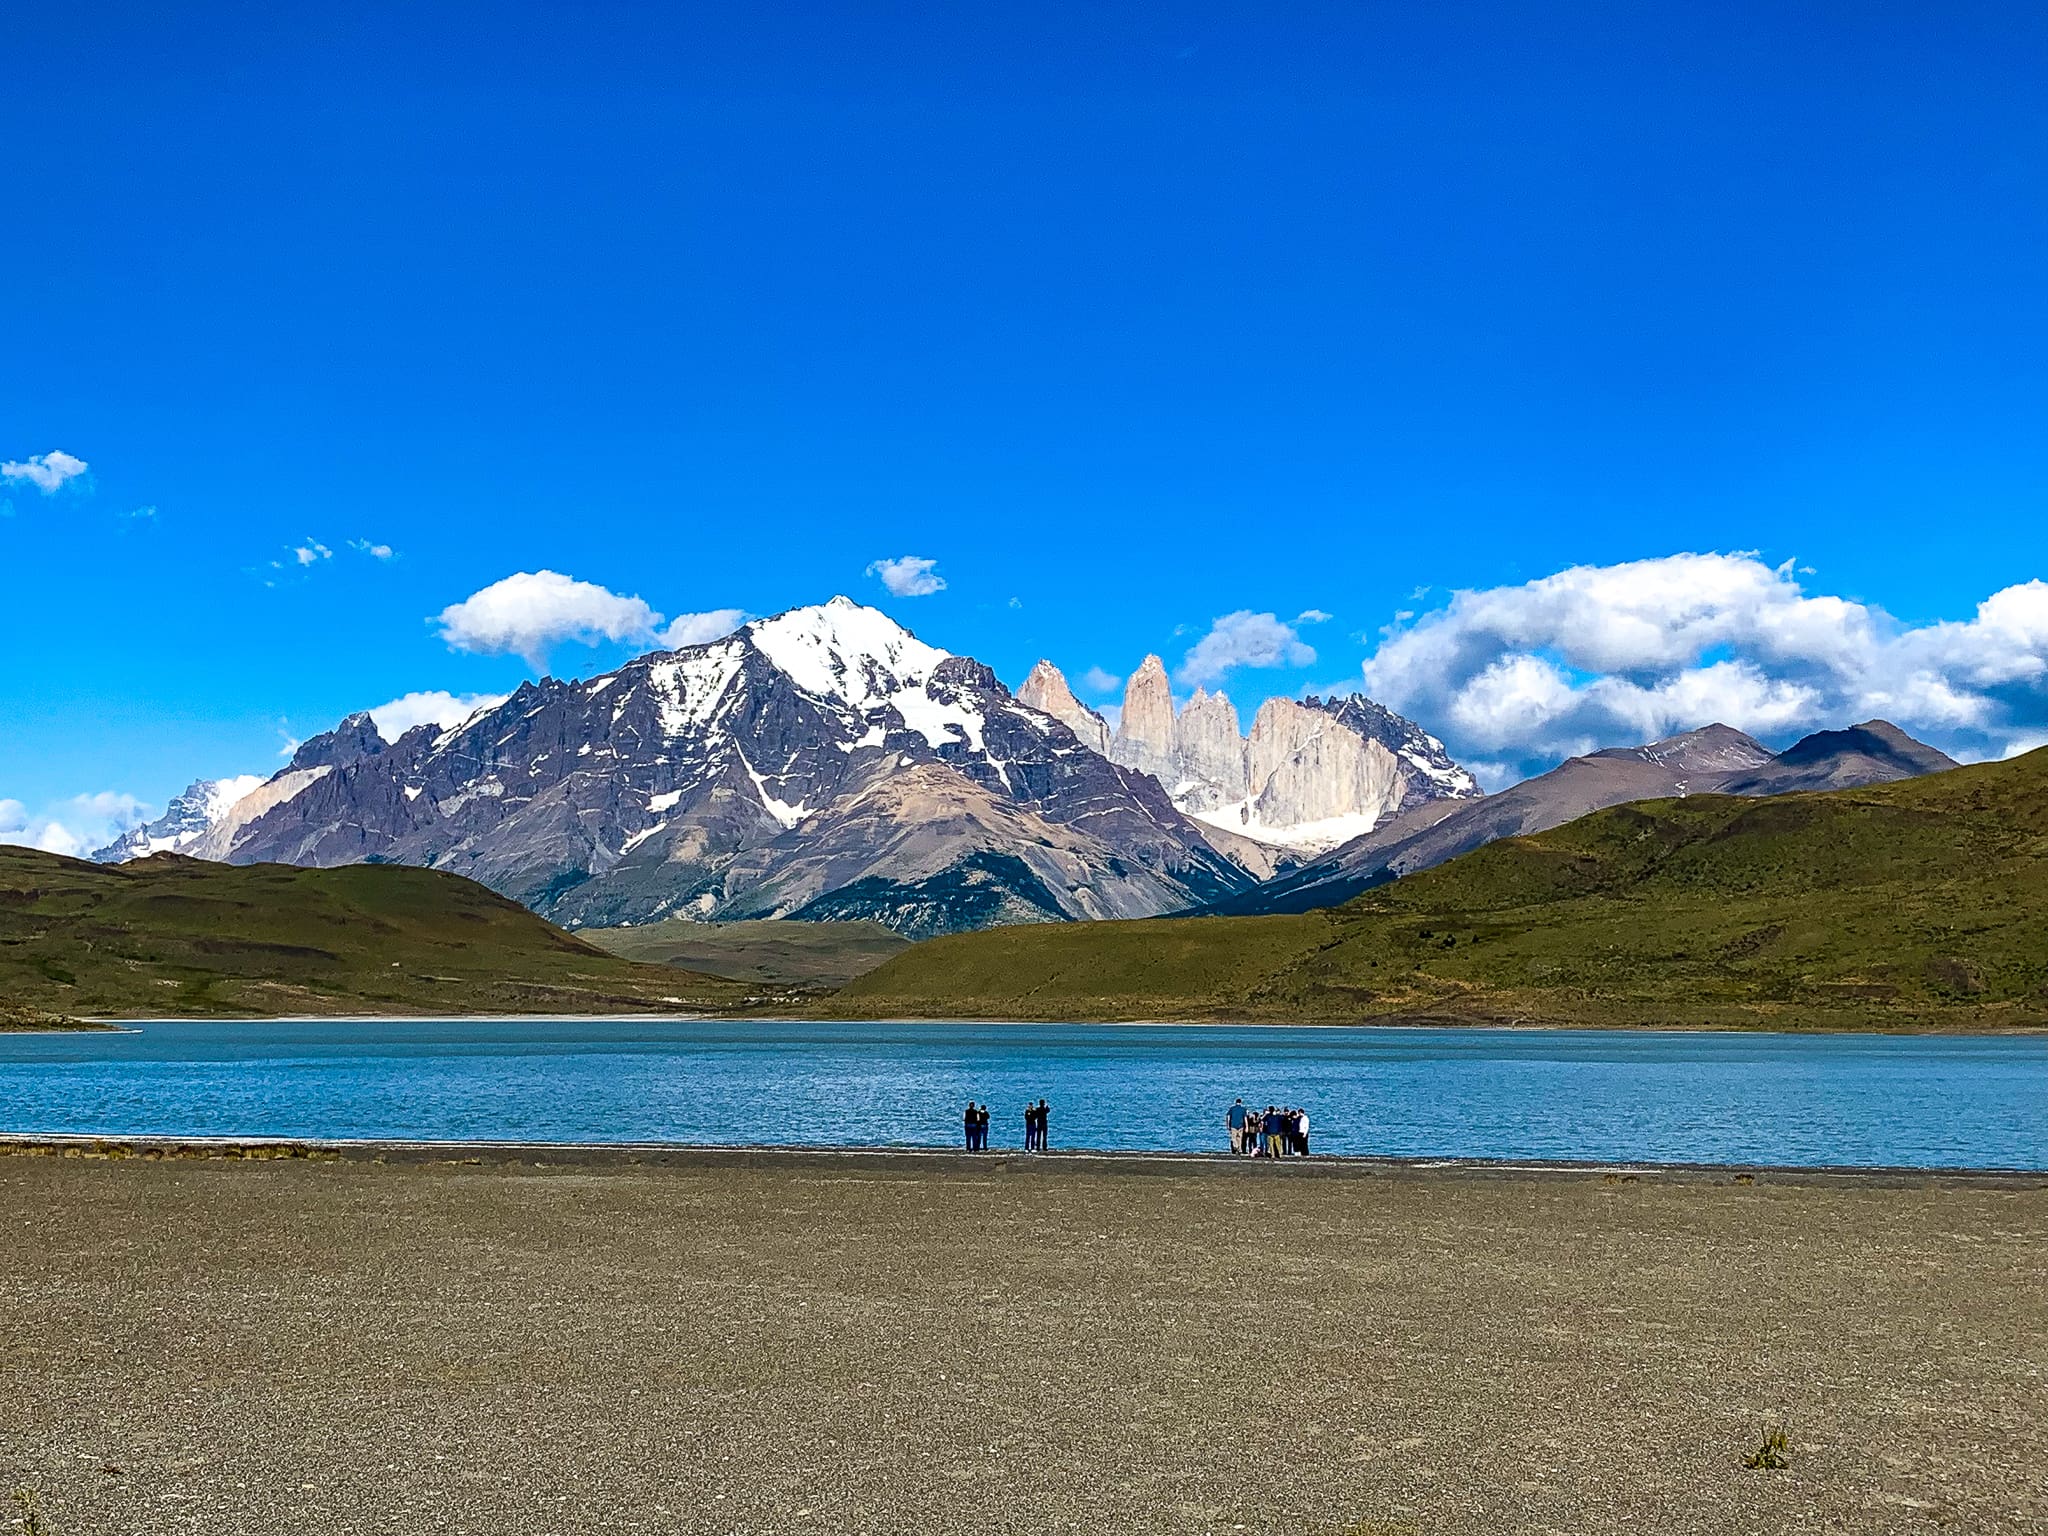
[0,790,148,858]
[433,571,745,671]
[1362,553,2048,777]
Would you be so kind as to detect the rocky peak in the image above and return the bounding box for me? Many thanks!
[1174,688,1248,809]
[1109,655,1176,781]
[1302,694,1483,803]
[1616,723,1773,776]
[930,656,1000,692]
[1016,661,1110,754]
[1244,698,1404,834]
[290,712,389,773]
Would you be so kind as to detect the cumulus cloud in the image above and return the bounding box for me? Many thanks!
[349,539,395,560]
[1178,611,1316,686]
[366,690,510,744]
[867,555,947,597]
[659,609,748,649]
[0,790,149,858]
[0,449,89,495]
[293,540,332,566]
[1081,666,1122,695]
[1296,608,1333,624]
[435,570,664,669]
[1361,553,2048,775]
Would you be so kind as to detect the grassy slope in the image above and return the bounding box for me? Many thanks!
[828,749,2048,1031]
[582,917,910,987]
[0,850,751,1019]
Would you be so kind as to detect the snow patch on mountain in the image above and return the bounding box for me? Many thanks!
[1191,803,1383,850]
[747,594,949,707]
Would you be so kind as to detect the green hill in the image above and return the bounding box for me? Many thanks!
[582,917,910,988]
[0,850,749,1020]
[827,749,2048,1032]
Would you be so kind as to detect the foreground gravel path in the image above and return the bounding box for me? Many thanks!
[1,1152,2041,1535]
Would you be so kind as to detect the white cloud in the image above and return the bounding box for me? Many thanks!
[0,790,149,859]
[0,449,88,495]
[349,539,395,560]
[659,609,748,649]
[366,690,510,744]
[867,555,947,597]
[1362,553,2048,775]
[1297,608,1333,624]
[1178,611,1316,686]
[435,570,723,670]
[1081,666,1122,695]
[292,540,333,566]
[127,505,158,520]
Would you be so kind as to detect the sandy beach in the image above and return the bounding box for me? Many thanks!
[2,1146,2042,1535]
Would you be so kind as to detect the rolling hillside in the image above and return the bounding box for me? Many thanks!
[827,749,2048,1032]
[0,849,749,1019]
[583,916,910,987]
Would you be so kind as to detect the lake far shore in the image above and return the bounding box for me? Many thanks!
[67,1008,2048,1035]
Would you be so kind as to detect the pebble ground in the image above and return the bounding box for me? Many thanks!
[1,1152,2042,1535]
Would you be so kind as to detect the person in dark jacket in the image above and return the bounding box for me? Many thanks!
[964,1099,978,1150]
[1035,1099,1050,1151]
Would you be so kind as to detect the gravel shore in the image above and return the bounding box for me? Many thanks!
[2,1150,2041,1535]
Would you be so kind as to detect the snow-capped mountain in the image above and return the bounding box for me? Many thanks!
[181,598,1248,936]
[90,775,266,863]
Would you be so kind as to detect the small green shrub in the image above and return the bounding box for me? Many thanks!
[1742,1425,1791,1470]
[13,1486,48,1536]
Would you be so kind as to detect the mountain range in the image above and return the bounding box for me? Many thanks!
[829,742,2046,1030]
[94,598,1962,938]
[1205,720,1958,916]
[116,600,1250,937]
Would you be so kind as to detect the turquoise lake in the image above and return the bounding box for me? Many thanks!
[1,1018,2043,1168]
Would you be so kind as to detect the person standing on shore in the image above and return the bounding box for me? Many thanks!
[964,1099,978,1151]
[977,1102,990,1150]
[1022,1100,1036,1151]
[1035,1099,1050,1151]
[1227,1098,1248,1155]
[1294,1106,1309,1157]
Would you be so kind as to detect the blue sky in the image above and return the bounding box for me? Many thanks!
[4,2,2045,851]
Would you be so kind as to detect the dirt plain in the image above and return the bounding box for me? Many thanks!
[1,1147,2042,1535]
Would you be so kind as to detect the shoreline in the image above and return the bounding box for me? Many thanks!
[65,1011,2048,1039]
[4,1132,2041,1183]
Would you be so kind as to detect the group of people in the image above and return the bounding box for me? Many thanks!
[961,1099,1051,1151]
[956,1097,1310,1156]
[1226,1098,1309,1156]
